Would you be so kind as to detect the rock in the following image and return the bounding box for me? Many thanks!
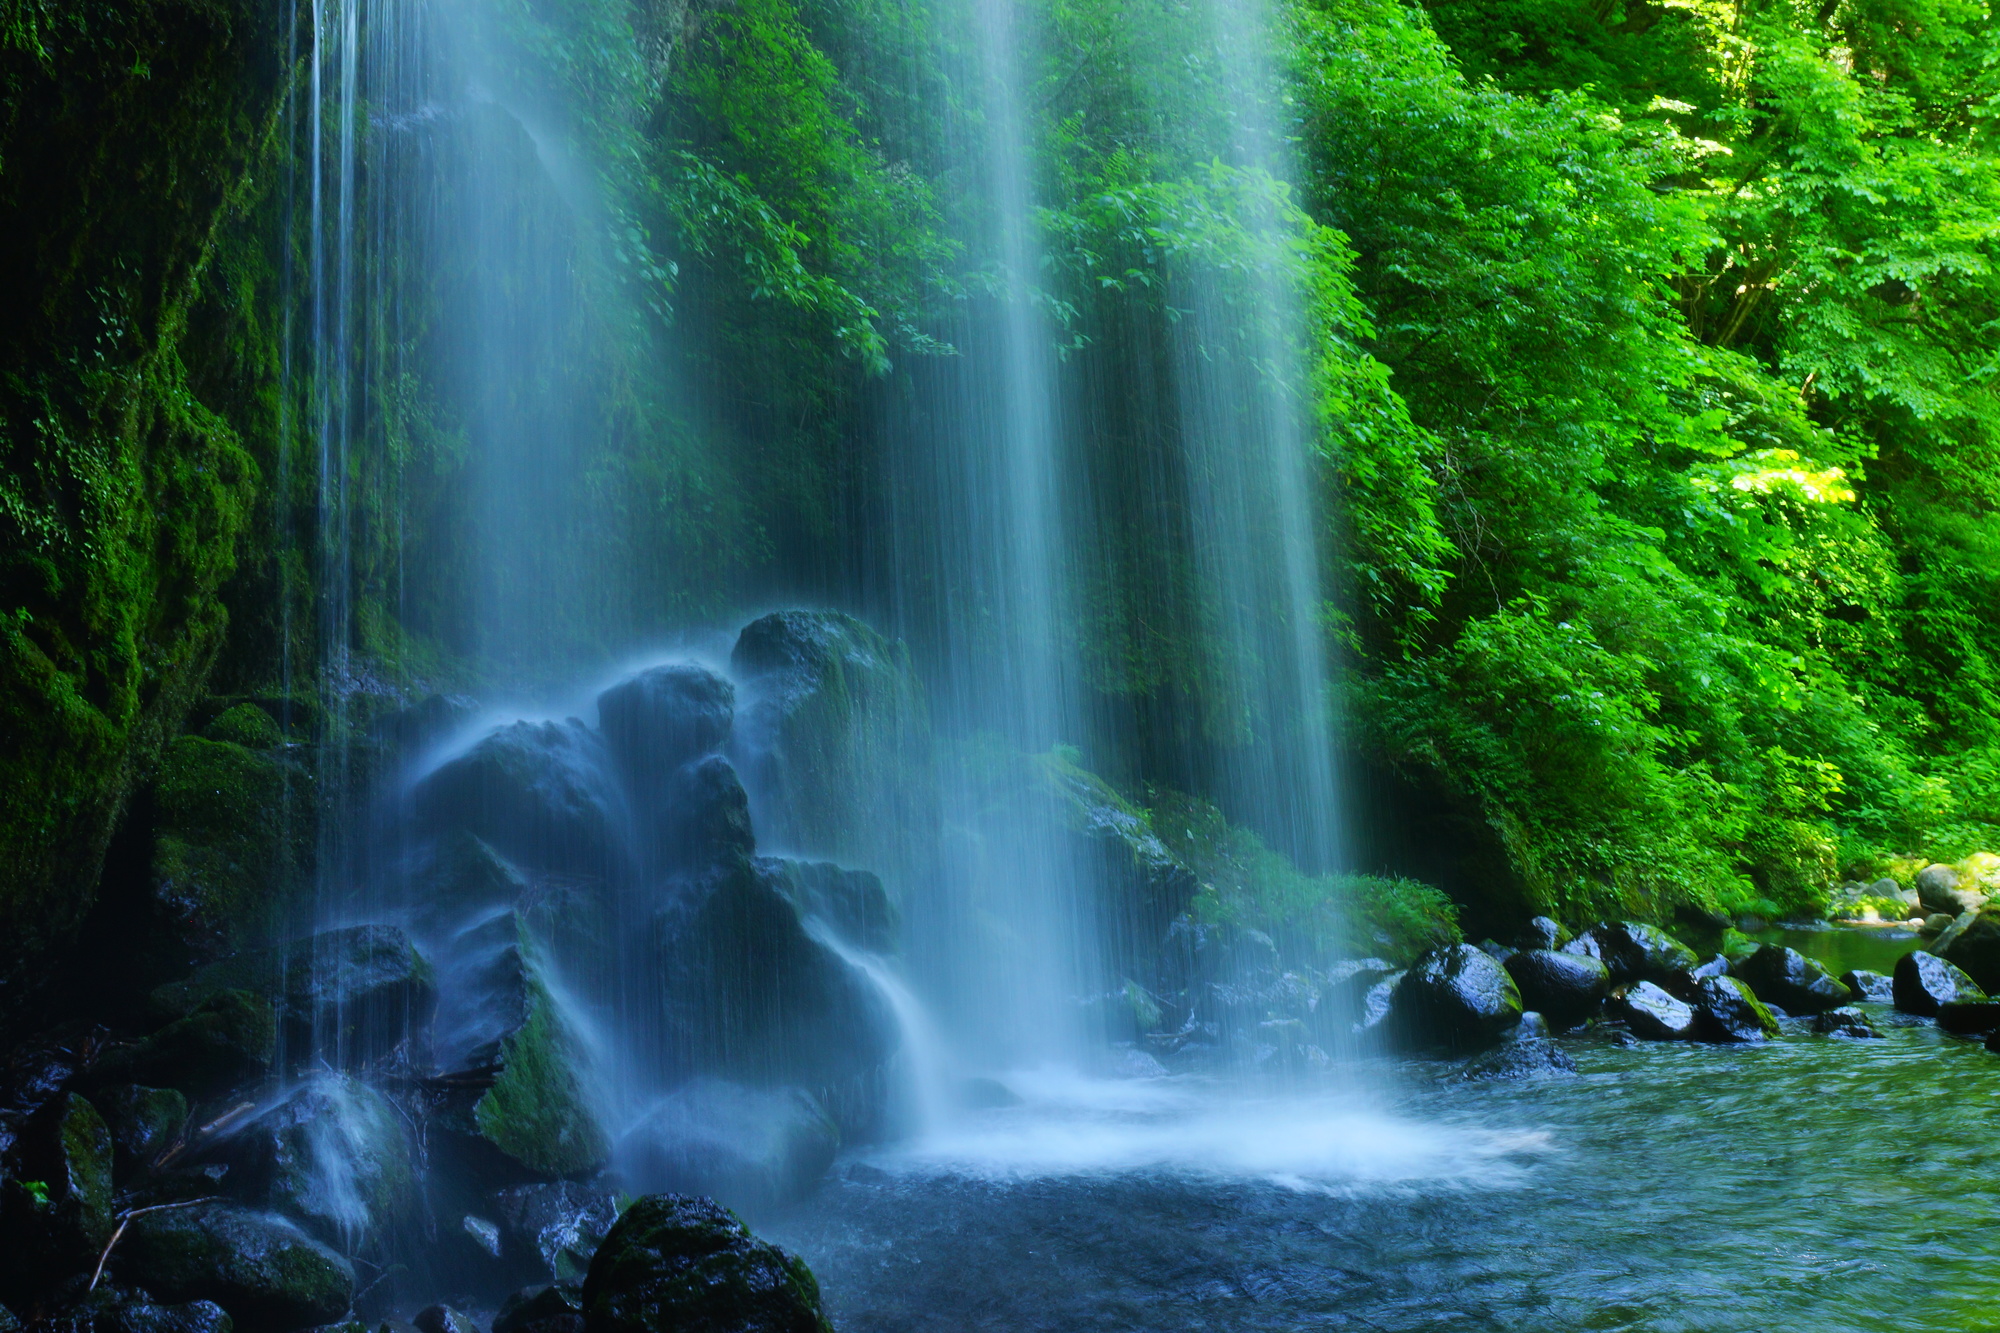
[654,860,897,1097]
[431,913,609,1181]
[413,1307,479,1333]
[596,665,734,804]
[1917,862,1987,916]
[959,1077,1022,1109]
[89,991,276,1100]
[495,1285,582,1333]
[1930,903,2000,992]
[204,704,283,751]
[198,1074,414,1248]
[1937,999,2000,1036]
[1515,916,1571,951]
[1689,955,1730,979]
[1475,939,1515,962]
[99,1085,188,1180]
[1457,1040,1577,1080]
[371,694,481,758]
[406,834,535,929]
[652,755,755,874]
[1732,945,1854,1015]
[0,1093,114,1297]
[1390,945,1523,1050]
[413,719,632,881]
[1610,981,1699,1041]
[617,1080,839,1216]
[1692,976,1778,1043]
[1922,913,1956,934]
[581,1193,832,1333]
[1840,969,1894,1003]
[464,1216,503,1259]
[150,925,436,1071]
[1100,1046,1170,1079]
[1813,1007,1881,1039]
[115,1203,354,1333]
[1892,950,1986,1015]
[96,1300,235,1333]
[1351,970,1405,1039]
[1502,950,1609,1030]
[1562,922,1697,985]
[766,860,897,955]
[491,1182,622,1283]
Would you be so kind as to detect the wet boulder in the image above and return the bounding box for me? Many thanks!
[407,834,535,929]
[1892,950,1985,1015]
[1390,945,1522,1051]
[199,1075,415,1248]
[495,1284,583,1333]
[654,860,897,1096]
[1840,969,1894,1004]
[767,861,897,955]
[1689,955,1730,979]
[1930,904,2000,992]
[413,719,631,881]
[491,1182,622,1283]
[371,693,481,759]
[0,1094,114,1299]
[92,990,276,1099]
[1503,950,1609,1030]
[1051,770,1201,981]
[115,1203,353,1333]
[87,1298,234,1333]
[1813,1007,1881,1039]
[1562,922,1697,986]
[151,925,435,1071]
[652,755,755,875]
[1611,981,1699,1041]
[616,1080,839,1216]
[1732,945,1854,1015]
[1350,970,1406,1042]
[99,1085,189,1180]
[431,913,609,1181]
[581,1193,832,1333]
[1514,916,1572,951]
[596,665,734,807]
[1937,999,2000,1036]
[1457,1039,1578,1081]
[1917,862,1987,917]
[1692,976,1778,1043]
[413,1307,479,1333]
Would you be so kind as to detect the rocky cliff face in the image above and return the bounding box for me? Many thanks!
[0,0,294,1011]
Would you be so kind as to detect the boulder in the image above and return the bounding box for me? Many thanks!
[99,1085,189,1180]
[616,1080,839,1216]
[370,694,481,759]
[1892,950,1985,1015]
[1930,903,2000,992]
[0,1094,114,1297]
[90,991,276,1099]
[1692,976,1778,1043]
[200,1074,414,1248]
[652,756,755,875]
[1813,1007,1881,1039]
[431,914,609,1181]
[1917,862,1986,916]
[413,1308,479,1333]
[596,665,734,805]
[1514,916,1571,951]
[1457,1039,1578,1080]
[1350,970,1405,1041]
[1840,969,1894,1004]
[1562,922,1696,985]
[115,1203,354,1333]
[1922,913,1956,934]
[1502,950,1609,1030]
[92,1300,234,1333]
[1610,981,1699,1041]
[1689,955,1730,980]
[581,1194,832,1333]
[406,834,535,929]
[412,719,631,881]
[491,1182,622,1283]
[1475,939,1515,963]
[1390,945,1523,1051]
[1732,945,1854,1015]
[654,860,897,1095]
[495,1284,583,1333]
[767,861,897,955]
[151,926,436,1071]
[1937,999,2000,1036]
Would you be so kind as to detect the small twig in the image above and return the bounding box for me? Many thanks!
[89,1198,218,1292]
[197,1101,257,1138]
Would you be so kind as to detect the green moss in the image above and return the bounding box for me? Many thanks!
[471,931,610,1179]
[203,701,282,749]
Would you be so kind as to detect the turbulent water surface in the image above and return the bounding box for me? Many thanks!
[768,1012,2000,1332]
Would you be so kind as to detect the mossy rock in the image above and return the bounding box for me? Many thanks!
[91,989,277,1098]
[581,1194,832,1333]
[202,704,283,750]
[0,1093,114,1300]
[114,1203,354,1333]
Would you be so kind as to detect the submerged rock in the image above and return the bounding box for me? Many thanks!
[1502,950,1608,1030]
[1732,945,1854,1016]
[1390,945,1522,1051]
[1563,922,1697,985]
[581,1194,832,1333]
[1840,969,1894,1004]
[1892,950,1985,1015]
[617,1079,839,1215]
[491,1182,622,1283]
[1691,976,1778,1043]
[1936,999,2000,1036]
[413,719,632,881]
[114,1203,354,1333]
[1458,1039,1578,1080]
[1610,981,1698,1041]
[1813,1007,1881,1039]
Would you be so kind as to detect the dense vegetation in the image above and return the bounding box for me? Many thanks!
[4,0,1998,997]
